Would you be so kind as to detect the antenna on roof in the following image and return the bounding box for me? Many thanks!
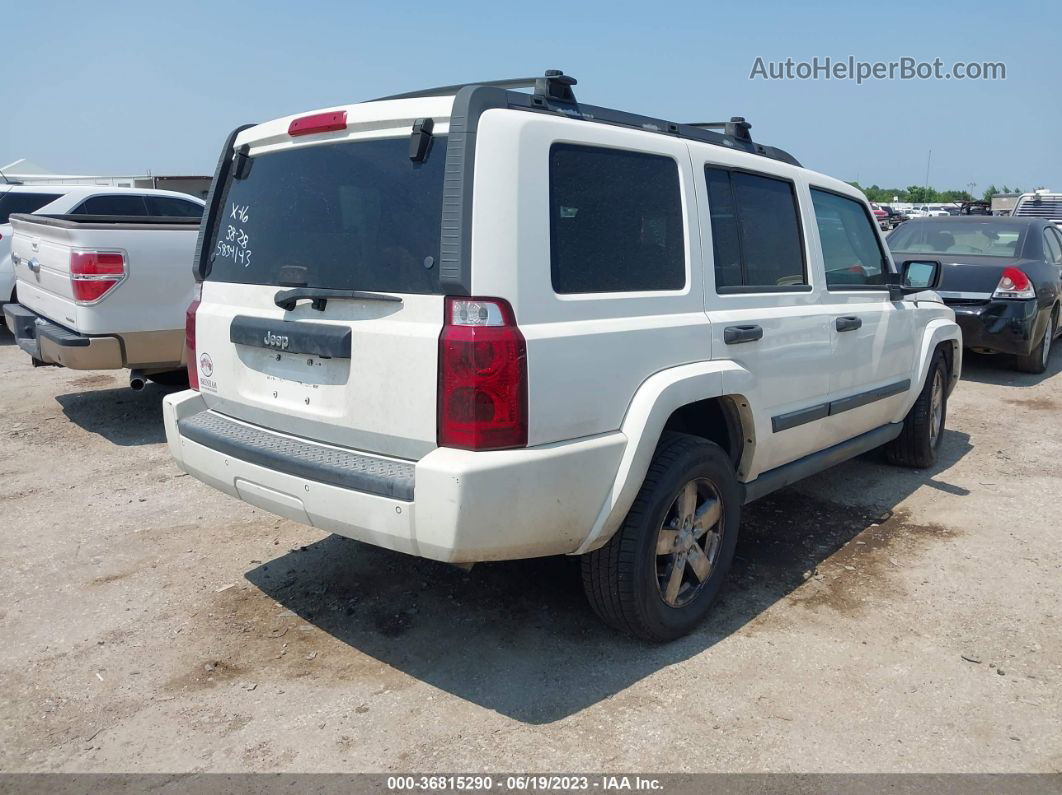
[686,117,753,143]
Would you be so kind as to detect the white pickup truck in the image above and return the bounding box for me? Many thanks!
[164,70,962,641]
[4,204,204,388]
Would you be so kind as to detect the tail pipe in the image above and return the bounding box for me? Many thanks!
[129,370,147,391]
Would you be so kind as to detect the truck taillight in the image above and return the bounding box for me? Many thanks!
[993,267,1036,300]
[185,282,202,391]
[70,250,125,303]
[438,297,527,451]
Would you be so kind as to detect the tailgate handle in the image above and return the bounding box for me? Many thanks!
[274,287,403,312]
[724,324,764,345]
[835,316,862,332]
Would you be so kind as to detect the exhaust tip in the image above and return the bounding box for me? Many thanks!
[129,370,147,391]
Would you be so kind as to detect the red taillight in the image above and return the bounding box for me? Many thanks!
[993,267,1035,299]
[438,297,527,450]
[70,250,125,303]
[185,282,202,391]
[288,110,347,137]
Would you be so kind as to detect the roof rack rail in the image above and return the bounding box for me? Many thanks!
[368,70,799,167]
[373,69,578,103]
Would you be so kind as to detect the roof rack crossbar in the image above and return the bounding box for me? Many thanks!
[686,117,752,143]
[373,69,578,103]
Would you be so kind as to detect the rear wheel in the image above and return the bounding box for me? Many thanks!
[886,349,948,468]
[581,432,741,642]
[1014,310,1054,374]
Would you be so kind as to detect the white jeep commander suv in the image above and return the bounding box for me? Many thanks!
[164,70,961,641]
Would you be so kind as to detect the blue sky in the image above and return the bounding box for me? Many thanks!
[3,0,1058,193]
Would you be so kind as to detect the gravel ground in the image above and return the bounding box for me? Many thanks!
[1,325,1059,773]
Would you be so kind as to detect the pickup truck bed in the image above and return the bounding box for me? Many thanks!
[4,213,201,372]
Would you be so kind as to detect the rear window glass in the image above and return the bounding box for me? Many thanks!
[0,192,62,224]
[205,137,448,294]
[549,144,685,294]
[72,195,150,215]
[888,221,1025,257]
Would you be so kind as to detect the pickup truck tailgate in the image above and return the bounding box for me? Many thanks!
[10,214,201,336]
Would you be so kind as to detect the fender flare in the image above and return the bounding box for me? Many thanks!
[894,318,962,425]
[573,360,749,554]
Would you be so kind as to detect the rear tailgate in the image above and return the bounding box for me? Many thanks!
[194,100,455,461]
[11,215,200,335]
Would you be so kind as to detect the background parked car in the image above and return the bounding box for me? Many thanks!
[0,185,204,313]
[879,205,907,229]
[870,203,889,230]
[888,216,1062,373]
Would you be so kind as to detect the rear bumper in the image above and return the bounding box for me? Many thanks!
[163,391,627,563]
[949,298,1040,356]
[2,302,183,370]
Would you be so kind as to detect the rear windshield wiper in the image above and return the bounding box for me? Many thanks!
[274,287,403,312]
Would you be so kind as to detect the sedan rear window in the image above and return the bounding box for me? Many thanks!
[205,137,447,294]
[888,221,1025,257]
[0,192,62,224]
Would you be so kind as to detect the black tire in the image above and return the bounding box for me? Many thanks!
[581,432,741,642]
[886,349,948,468]
[147,369,189,387]
[1013,309,1055,374]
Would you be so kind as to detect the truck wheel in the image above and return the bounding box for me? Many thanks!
[1013,310,1054,374]
[886,350,948,468]
[581,432,741,642]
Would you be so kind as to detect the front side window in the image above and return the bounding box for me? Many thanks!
[705,167,806,291]
[549,144,685,294]
[810,189,889,288]
[73,195,149,216]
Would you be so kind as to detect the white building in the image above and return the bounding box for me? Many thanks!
[0,159,211,199]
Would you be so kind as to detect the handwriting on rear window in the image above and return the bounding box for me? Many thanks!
[214,203,253,266]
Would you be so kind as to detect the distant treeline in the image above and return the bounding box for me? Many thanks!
[848,183,1026,204]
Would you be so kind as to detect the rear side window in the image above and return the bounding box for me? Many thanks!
[205,137,448,294]
[549,144,685,294]
[146,196,203,218]
[0,192,62,224]
[810,189,889,288]
[73,195,149,216]
[705,167,806,291]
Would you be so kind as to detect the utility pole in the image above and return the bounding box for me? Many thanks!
[923,149,932,202]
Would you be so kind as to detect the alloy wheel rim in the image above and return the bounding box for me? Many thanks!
[654,478,723,608]
[929,370,945,447]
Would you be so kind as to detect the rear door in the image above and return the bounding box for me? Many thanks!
[195,133,451,462]
[697,161,835,478]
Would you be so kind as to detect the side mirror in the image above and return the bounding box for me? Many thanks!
[901,259,942,290]
[886,260,941,300]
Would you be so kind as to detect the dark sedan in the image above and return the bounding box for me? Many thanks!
[888,217,1062,373]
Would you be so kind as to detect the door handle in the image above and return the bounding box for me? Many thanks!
[724,324,764,344]
[835,316,862,332]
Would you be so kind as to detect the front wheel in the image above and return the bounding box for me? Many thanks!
[581,432,742,642]
[886,349,948,468]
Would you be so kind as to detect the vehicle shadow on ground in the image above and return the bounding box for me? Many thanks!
[960,349,1062,388]
[247,428,971,724]
[55,383,181,446]
[0,325,15,346]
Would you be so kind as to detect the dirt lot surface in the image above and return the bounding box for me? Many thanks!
[1,327,1060,773]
